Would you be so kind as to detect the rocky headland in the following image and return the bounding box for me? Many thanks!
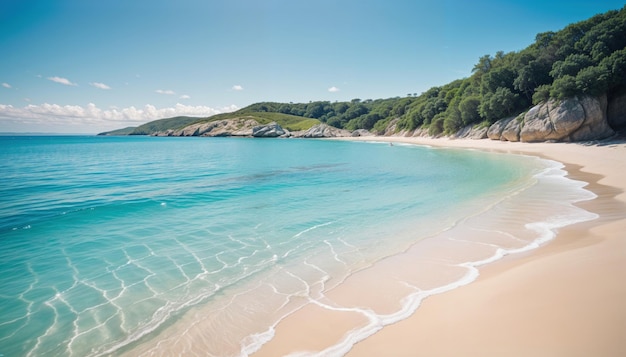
[145,92,625,143]
[151,118,364,139]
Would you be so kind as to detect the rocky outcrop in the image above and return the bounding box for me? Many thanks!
[487,117,515,140]
[252,122,287,137]
[151,118,361,139]
[153,118,260,137]
[501,117,522,142]
[486,115,522,142]
[519,95,613,142]
[485,95,614,142]
[351,129,373,137]
[296,124,352,138]
[455,124,488,139]
[608,92,626,129]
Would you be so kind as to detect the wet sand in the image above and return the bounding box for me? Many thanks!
[253,136,626,357]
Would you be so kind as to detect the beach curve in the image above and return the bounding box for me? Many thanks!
[252,136,626,357]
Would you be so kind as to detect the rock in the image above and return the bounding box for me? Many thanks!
[252,122,286,137]
[569,95,614,141]
[351,129,373,137]
[381,118,400,136]
[487,117,514,140]
[608,92,626,129]
[520,95,614,142]
[501,116,522,142]
[297,124,352,138]
[410,127,430,137]
[198,118,259,137]
[455,124,488,139]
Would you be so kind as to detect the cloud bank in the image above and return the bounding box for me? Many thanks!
[0,103,239,132]
[48,76,78,86]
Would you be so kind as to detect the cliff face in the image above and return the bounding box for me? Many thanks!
[484,95,615,142]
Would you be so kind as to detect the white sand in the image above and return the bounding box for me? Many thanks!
[254,136,626,357]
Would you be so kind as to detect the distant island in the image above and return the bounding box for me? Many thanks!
[101,6,626,143]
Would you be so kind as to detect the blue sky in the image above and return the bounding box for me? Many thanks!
[1,0,624,133]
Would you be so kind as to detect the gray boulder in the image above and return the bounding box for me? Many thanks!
[352,129,373,137]
[501,116,522,142]
[487,117,515,140]
[520,95,614,142]
[298,124,352,138]
[455,124,488,139]
[252,122,286,137]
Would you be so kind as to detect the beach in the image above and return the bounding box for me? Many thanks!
[253,136,626,357]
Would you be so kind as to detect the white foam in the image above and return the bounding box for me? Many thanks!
[238,155,600,357]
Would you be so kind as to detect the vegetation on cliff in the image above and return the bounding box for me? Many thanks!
[101,6,625,137]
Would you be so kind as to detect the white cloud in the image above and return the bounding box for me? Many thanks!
[156,89,176,95]
[232,85,243,91]
[48,76,78,86]
[328,86,340,92]
[179,94,190,99]
[2,83,11,89]
[90,82,111,90]
[0,103,239,126]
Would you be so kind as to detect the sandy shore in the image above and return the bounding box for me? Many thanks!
[253,136,626,357]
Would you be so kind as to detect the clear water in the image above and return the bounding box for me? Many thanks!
[0,136,589,356]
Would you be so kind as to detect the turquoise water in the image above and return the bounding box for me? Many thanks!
[0,136,589,356]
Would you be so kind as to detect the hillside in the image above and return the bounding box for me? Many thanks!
[101,6,626,141]
[97,126,137,136]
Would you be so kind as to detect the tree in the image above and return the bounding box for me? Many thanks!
[549,54,593,79]
[458,96,481,125]
[532,84,552,104]
[344,104,368,120]
[472,54,493,75]
[479,87,519,122]
[304,102,326,119]
[600,48,626,89]
[480,66,517,95]
[550,75,578,100]
[514,59,552,97]
[575,65,609,96]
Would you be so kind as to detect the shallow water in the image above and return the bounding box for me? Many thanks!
[0,136,595,356]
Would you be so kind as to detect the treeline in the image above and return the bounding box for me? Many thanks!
[240,6,625,135]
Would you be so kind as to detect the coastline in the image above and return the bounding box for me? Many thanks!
[253,136,626,356]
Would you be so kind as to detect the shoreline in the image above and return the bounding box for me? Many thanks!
[253,136,626,356]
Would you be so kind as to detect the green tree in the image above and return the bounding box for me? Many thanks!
[532,84,552,104]
[549,54,593,78]
[550,75,578,99]
[575,66,609,95]
[514,59,552,97]
[600,48,626,89]
[458,96,481,125]
[479,87,520,122]
[304,102,326,119]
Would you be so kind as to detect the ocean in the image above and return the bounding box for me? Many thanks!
[0,136,596,356]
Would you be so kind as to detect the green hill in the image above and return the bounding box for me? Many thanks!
[192,110,320,131]
[100,109,321,136]
[97,126,137,136]
[128,116,203,135]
